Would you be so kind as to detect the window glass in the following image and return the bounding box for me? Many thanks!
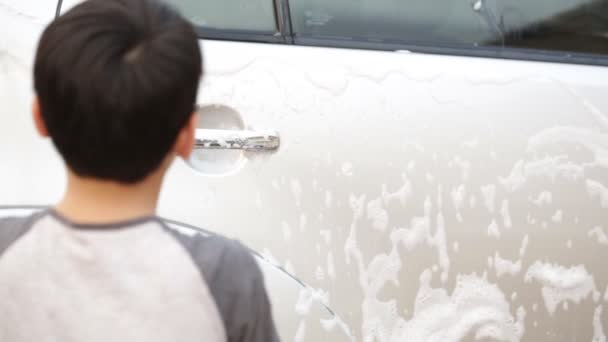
[166,0,276,31]
[290,0,608,56]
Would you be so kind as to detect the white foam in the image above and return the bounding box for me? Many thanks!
[494,253,522,278]
[453,156,471,181]
[381,174,412,206]
[299,213,307,232]
[473,0,483,11]
[321,315,355,340]
[295,287,330,316]
[282,221,292,241]
[390,272,525,342]
[345,193,504,340]
[367,198,389,232]
[501,200,512,228]
[501,161,526,193]
[481,184,497,213]
[551,210,563,223]
[592,306,606,342]
[255,192,262,209]
[524,262,597,315]
[470,195,477,209]
[528,127,608,168]
[520,235,529,257]
[589,226,608,246]
[327,252,336,279]
[320,229,332,245]
[284,260,295,275]
[587,180,608,208]
[294,321,306,342]
[501,156,584,193]
[451,185,466,221]
[315,266,325,281]
[325,190,333,208]
[532,191,553,206]
[271,179,280,190]
[488,220,501,239]
[463,138,479,148]
[291,178,302,207]
[342,162,354,176]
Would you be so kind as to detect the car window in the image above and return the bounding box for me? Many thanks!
[289,0,608,56]
[165,0,277,31]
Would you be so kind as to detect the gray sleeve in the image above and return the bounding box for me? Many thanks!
[0,215,37,258]
[167,229,280,342]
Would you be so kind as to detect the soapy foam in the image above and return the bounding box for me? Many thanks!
[282,221,292,241]
[592,306,606,342]
[321,315,355,339]
[589,226,608,246]
[532,191,553,206]
[551,210,563,223]
[453,156,472,181]
[481,184,497,213]
[451,185,466,222]
[300,214,307,232]
[342,162,354,176]
[315,266,325,281]
[494,253,522,278]
[327,252,336,279]
[488,220,501,239]
[520,235,529,257]
[587,180,608,208]
[344,189,529,341]
[390,271,526,342]
[285,260,295,275]
[291,178,302,207]
[381,174,412,207]
[325,190,333,208]
[320,229,332,245]
[367,198,389,232]
[500,200,512,228]
[525,262,597,315]
[294,321,306,342]
[296,287,330,316]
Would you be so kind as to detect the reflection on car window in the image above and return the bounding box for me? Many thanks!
[290,0,608,56]
[165,0,276,31]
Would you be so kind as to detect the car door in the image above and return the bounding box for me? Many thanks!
[7,0,608,341]
[157,0,608,341]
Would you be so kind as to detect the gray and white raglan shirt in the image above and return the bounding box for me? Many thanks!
[0,210,280,342]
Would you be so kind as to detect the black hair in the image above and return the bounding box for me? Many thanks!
[34,0,202,183]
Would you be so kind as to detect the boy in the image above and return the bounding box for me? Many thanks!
[0,0,279,341]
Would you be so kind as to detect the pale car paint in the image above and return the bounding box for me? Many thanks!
[1,0,607,341]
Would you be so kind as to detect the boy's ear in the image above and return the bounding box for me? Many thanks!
[32,97,49,138]
[174,112,198,160]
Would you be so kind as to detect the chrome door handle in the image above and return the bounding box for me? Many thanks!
[194,129,280,151]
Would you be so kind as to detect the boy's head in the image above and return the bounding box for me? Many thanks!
[33,0,202,184]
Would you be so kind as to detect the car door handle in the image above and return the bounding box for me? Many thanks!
[194,129,280,151]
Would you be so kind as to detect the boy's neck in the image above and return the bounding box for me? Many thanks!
[55,170,164,225]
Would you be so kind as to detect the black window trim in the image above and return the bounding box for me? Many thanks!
[55,0,608,67]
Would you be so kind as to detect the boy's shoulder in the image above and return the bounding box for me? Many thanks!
[165,226,263,292]
[0,212,44,258]
[163,225,280,342]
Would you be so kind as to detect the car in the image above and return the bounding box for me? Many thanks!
[1,0,607,341]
